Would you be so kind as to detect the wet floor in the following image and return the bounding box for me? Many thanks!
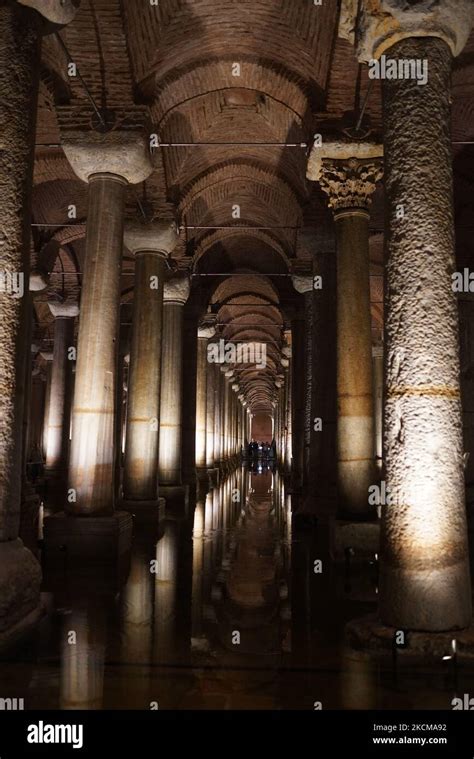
[2,466,474,710]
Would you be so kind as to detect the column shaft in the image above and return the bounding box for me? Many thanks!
[0,3,41,539]
[380,37,471,630]
[45,317,74,474]
[195,337,208,469]
[335,210,375,517]
[123,252,165,502]
[159,302,185,485]
[68,175,126,515]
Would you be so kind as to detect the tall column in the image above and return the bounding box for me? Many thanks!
[196,323,215,472]
[206,358,216,469]
[159,276,190,486]
[315,148,382,518]
[219,367,227,463]
[292,277,314,496]
[45,303,78,475]
[62,132,153,515]
[372,344,383,472]
[41,352,54,460]
[122,221,178,506]
[0,0,79,646]
[291,314,306,490]
[355,0,474,629]
[213,363,221,464]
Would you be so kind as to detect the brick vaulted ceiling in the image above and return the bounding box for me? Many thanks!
[31,0,474,413]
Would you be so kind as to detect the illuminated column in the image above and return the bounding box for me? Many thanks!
[122,221,178,505]
[206,359,216,469]
[372,345,383,471]
[45,303,78,478]
[291,280,314,490]
[196,323,215,471]
[41,352,54,459]
[0,0,79,645]
[159,276,190,485]
[314,149,382,518]
[355,0,474,629]
[213,363,221,464]
[62,132,153,515]
[219,367,227,463]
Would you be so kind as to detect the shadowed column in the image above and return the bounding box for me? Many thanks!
[0,0,79,648]
[122,221,178,506]
[159,276,190,486]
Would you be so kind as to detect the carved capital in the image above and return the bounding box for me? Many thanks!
[319,157,383,214]
[163,276,190,305]
[345,0,474,61]
[62,131,153,185]
[291,275,313,294]
[48,301,79,318]
[124,220,178,256]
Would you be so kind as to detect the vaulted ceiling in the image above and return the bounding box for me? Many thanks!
[31,0,474,413]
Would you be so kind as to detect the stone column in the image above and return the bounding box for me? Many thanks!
[219,367,227,464]
[213,363,221,465]
[372,344,383,472]
[45,303,78,475]
[206,359,216,469]
[60,132,153,517]
[159,276,190,486]
[0,0,79,647]
[354,0,474,630]
[291,314,306,491]
[122,221,178,509]
[313,147,382,518]
[292,276,315,497]
[196,323,215,472]
[41,352,54,459]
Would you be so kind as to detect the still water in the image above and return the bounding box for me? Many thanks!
[2,467,473,710]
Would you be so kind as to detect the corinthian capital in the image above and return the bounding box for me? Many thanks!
[319,157,383,214]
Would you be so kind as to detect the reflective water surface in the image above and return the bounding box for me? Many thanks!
[3,466,474,710]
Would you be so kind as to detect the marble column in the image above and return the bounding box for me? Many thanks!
[355,0,474,629]
[292,276,315,497]
[159,276,190,486]
[0,0,79,646]
[122,221,178,506]
[196,323,215,472]
[315,149,382,518]
[45,303,78,476]
[61,132,153,516]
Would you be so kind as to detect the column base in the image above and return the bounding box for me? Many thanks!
[43,511,132,573]
[0,539,42,654]
[345,613,474,661]
[330,518,380,561]
[120,497,166,534]
[159,486,189,516]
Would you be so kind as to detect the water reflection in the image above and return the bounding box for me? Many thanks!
[3,466,474,710]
